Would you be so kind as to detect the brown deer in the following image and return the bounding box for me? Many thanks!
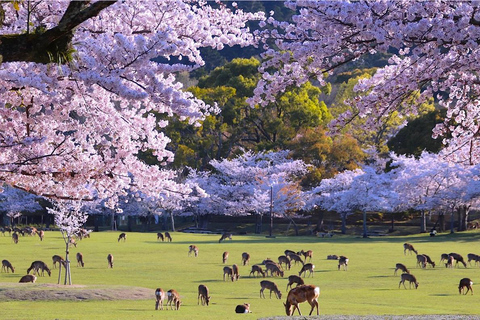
[222,251,229,264]
[284,249,296,257]
[284,284,320,316]
[299,250,313,262]
[166,289,181,310]
[263,258,275,265]
[440,253,450,263]
[249,265,266,278]
[399,273,419,289]
[164,232,172,242]
[76,252,85,267]
[52,255,66,269]
[289,253,304,266]
[157,232,164,241]
[223,266,234,282]
[19,274,36,283]
[394,263,410,276]
[27,261,51,277]
[449,252,467,268]
[1,259,14,273]
[459,278,474,295]
[278,255,291,270]
[338,256,348,271]
[118,233,127,242]
[416,254,427,269]
[299,263,315,277]
[260,280,282,299]
[197,284,211,306]
[235,303,251,313]
[232,264,240,281]
[467,253,480,266]
[218,232,232,243]
[422,254,435,268]
[265,262,284,277]
[69,237,77,247]
[241,252,250,266]
[37,230,44,241]
[445,255,454,268]
[403,243,418,255]
[155,288,165,310]
[188,245,199,257]
[12,232,18,244]
[286,275,304,291]
[107,254,114,268]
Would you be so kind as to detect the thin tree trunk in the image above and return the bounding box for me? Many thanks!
[420,210,427,233]
[362,210,368,238]
[169,211,175,232]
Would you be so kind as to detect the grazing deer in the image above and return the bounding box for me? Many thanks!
[155,288,165,310]
[223,266,234,282]
[241,252,250,266]
[222,251,229,264]
[232,264,240,281]
[76,252,85,267]
[260,280,282,299]
[299,250,313,262]
[107,254,114,268]
[27,261,51,277]
[263,258,275,265]
[284,284,320,316]
[286,275,304,291]
[164,232,172,242]
[19,274,37,283]
[416,254,427,269]
[235,303,251,313]
[278,255,291,270]
[445,255,454,268]
[166,289,181,310]
[1,259,14,273]
[449,252,467,268]
[404,243,418,255]
[459,278,474,295]
[52,255,66,269]
[197,284,211,306]
[157,233,164,241]
[12,232,18,244]
[440,253,450,263]
[266,262,284,277]
[118,233,127,242]
[338,256,349,271]
[422,254,435,268]
[218,232,232,243]
[289,253,304,266]
[250,265,266,278]
[188,245,199,257]
[399,273,419,289]
[285,249,296,257]
[394,263,410,276]
[467,253,480,266]
[299,263,315,277]
[69,237,77,247]
[37,230,44,241]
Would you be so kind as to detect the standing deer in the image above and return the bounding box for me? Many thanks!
[265,263,284,277]
[285,249,296,257]
[155,288,165,310]
[223,266,234,282]
[235,303,251,313]
[157,233,164,241]
[289,253,304,266]
[12,232,18,244]
[76,252,85,267]
[164,232,172,242]
[394,263,410,275]
[467,253,480,266]
[222,251,229,264]
[286,275,304,291]
[449,252,467,268]
[399,273,419,289]
[19,274,36,283]
[166,289,181,310]
[278,255,291,270]
[1,259,14,273]
[249,265,266,278]
[107,254,114,268]
[299,250,313,262]
[459,278,474,295]
[338,256,349,271]
[440,253,450,263]
[299,263,315,277]
[260,280,282,299]
[197,284,211,306]
[232,264,240,281]
[188,245,199,257]
[27,261,51,277]
[422,254,435,268]
[118,233,127,242]
[218,232,232,243]
[284,284,320,316]
[445,255,454,268]
[416,255,427,269]
[403,243,418,255]
[52,255,66,269]
[37,230,44,241]
[241,252,250,266]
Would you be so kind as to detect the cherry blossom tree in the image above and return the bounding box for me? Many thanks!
[0,184,44,225]
[252,1,480,165]
[0,1,264,201]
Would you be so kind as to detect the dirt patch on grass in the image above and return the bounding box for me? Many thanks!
[0,283,153,301]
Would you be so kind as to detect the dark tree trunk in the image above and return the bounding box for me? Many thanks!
[255,213,263,234]
[437,213,445,232]
[420,210,427,233]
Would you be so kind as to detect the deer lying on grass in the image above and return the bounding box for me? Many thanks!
[416,255,428,269]
[399,273,419,289]
[52,255,66,269]
[265,262,284,277]
[286,275,304,291]
[232,264,240,281]
[76,252,84,267]
[218,232,232,243]
[198,284,211,306]
[394,263,410,276]
[299,250,313,262]
[242,252,250,266]
[118,233,127,242]
[12,232,18,244]
[107,254,114,268]
[2,259,14,273]
[449,252,467,268]
[235,303,251,313]
[459,278,474,295]
[404,243,418,255]
[222,251,229,264]
[167,289,181,310]
[188,245,199,257]
[284,284,320,316]
[27,261,51,277]
[278,255,291,270]
[299,263,315,277]
[467,253,480,266]
[19,274,36,283]
[260,280,282,299]
[250,265,266,278]
[338,256,349,271]
[155,288,165,310]
[37,230,44,241]
[157,233,164,241]
[223,266,235,282]
[164,232,172,242]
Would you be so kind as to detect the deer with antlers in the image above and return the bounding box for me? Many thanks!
[284,284,320,316]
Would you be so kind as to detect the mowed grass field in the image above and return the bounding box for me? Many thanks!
[0,230,479,319]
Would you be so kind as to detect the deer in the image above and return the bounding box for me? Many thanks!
[52,255,66,269]
[223,266,235,282]
[278,255,291,270]
[286,275,304,291]
[107,254,114,268]
[263,258,275,265]
[265,262,284,277]
[459,278,474,295]
[218,232,232,243]
[449,252,467,268]
[164,232,172,242]
[416,254,428,269]
[422,254,435,268]
[69,237,77,247]
[76,252,85,267]
[440,253,450,263]
[12,232,18,244]
[235,303,251,313]
[166,289,181,310]
[289,253,304,266]
[197,284,211,306]
[241,252,250,266]
[394,263,410,276]
[222,251,229,264]
[399,273,419,289]
[299,250,313,262]
[260,280,282,299]
[445,255,454,268]
[284,284,320,316]
[188,245,199,257]
[27,261,51,277]
[232,264,240,281]
[403,243,418,255]
[19,274,37,283]
[285,249,296,257]
[338,256,349,271]
[157,232,164,241]
[155,288,165,310]
[467,253,480,266]
[118,232,127,242]
[2,259,14,273]
[37,230,44,241]
[250,265,266,278]
[299,263,315,277]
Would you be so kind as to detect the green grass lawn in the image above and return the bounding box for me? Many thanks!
[0,230,479,319]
